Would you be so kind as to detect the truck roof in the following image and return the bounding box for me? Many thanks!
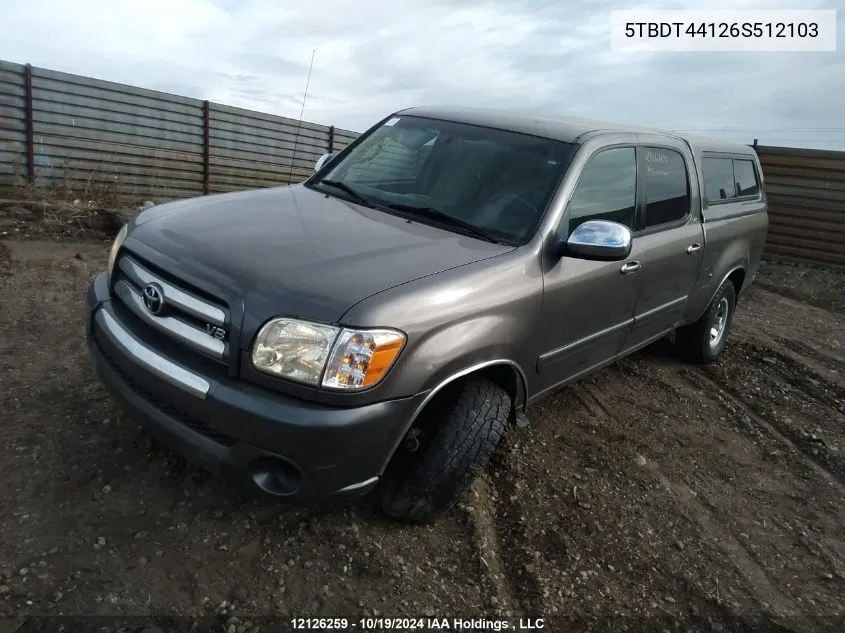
[397,105,757,157]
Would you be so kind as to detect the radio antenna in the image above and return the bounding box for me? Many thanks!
[287,48,316,185]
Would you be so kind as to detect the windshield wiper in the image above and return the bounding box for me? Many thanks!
[379,202,501,244]
[318,179,375,208]
[317,183,501,243]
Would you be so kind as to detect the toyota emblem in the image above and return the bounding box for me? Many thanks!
[142,283,165,315]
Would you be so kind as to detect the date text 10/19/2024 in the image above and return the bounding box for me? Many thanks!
[291,618,546,630]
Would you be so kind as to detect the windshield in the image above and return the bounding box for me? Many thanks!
[309,115,575,244]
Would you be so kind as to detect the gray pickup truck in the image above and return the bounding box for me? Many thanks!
[86,106,768,523]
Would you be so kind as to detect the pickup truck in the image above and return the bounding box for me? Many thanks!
[86,106,768,523]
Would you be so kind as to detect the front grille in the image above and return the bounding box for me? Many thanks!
[113,255,229,364]
[95,328,235,447]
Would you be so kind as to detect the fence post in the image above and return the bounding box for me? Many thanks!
[203,100,211,195]
[328,125,335,154]
[24,64,35,185]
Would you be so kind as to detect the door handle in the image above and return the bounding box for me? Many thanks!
[687,243,702,254]
[620,261,641,274]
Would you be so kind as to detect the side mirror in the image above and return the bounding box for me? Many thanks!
[315,153,335,172]
[563,220,632,261]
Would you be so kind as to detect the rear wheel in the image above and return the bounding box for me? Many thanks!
[378,377,510,524]
[675,280,737,364]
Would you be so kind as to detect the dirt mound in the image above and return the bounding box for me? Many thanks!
[0,199,134,242]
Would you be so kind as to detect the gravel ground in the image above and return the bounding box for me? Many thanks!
[0,238,843,633]
[756,261,845,315]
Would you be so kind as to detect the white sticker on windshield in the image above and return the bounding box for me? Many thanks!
[384,117,400,126]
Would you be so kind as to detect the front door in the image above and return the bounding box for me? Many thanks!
[535,146,642,396]
[622,143,705,353]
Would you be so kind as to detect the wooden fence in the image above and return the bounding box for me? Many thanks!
[0,60,358,200]
[2,59,844,267]
[754,145,845,267]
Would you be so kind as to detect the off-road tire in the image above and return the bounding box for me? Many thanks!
[379,378,511,524]
[675,280,737,364]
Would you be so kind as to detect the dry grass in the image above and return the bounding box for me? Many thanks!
[2,161,156,239]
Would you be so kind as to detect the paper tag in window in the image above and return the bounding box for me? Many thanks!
[384,117,400,126]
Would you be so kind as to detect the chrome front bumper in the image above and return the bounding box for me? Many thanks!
[85,271,424,501]
[94,307,210,399]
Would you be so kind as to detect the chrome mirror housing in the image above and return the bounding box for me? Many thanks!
[565,220,632,261]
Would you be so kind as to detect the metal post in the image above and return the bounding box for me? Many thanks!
[203,100,210,195]
[24,64,35,185]
[328,125,335,154]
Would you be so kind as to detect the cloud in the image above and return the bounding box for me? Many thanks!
[0,0,843,148]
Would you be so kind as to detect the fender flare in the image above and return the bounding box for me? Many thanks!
[378,359,529,474]
[695,265,745,321]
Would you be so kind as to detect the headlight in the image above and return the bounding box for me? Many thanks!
[251,317,406,390]
[108,224,129,279]
[252,318,339,386]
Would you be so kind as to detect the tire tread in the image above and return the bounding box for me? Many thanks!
[675,280,737,364]
[379,378,510,524]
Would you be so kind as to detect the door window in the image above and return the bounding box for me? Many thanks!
[565,147,637,236]
[640,148,690,229]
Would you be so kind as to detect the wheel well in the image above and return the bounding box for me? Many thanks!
[413,364,524,432]
[728,268,746,296]
[474,364,523,415]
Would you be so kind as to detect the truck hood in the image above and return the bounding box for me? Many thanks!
[127,184,512,327]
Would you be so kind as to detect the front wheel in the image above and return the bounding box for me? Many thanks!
[675,280,737,364]
[378,377,511,524]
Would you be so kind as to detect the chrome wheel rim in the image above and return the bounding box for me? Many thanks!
[709,297,730,348]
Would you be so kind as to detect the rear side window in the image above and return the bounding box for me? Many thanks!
[703,156,761,203]
[703,157,735,201]
[734,159,760,197]
[641,148,690,229]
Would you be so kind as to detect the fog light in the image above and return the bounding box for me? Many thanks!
[249,457,302,496]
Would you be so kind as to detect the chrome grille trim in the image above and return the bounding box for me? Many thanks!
[114,280,226,359]
[118,256,226,326]
[96,308,210,398]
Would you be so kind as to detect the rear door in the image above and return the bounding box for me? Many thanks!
[620,137,705,354]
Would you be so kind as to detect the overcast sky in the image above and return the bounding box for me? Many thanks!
[1,0,843,149]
